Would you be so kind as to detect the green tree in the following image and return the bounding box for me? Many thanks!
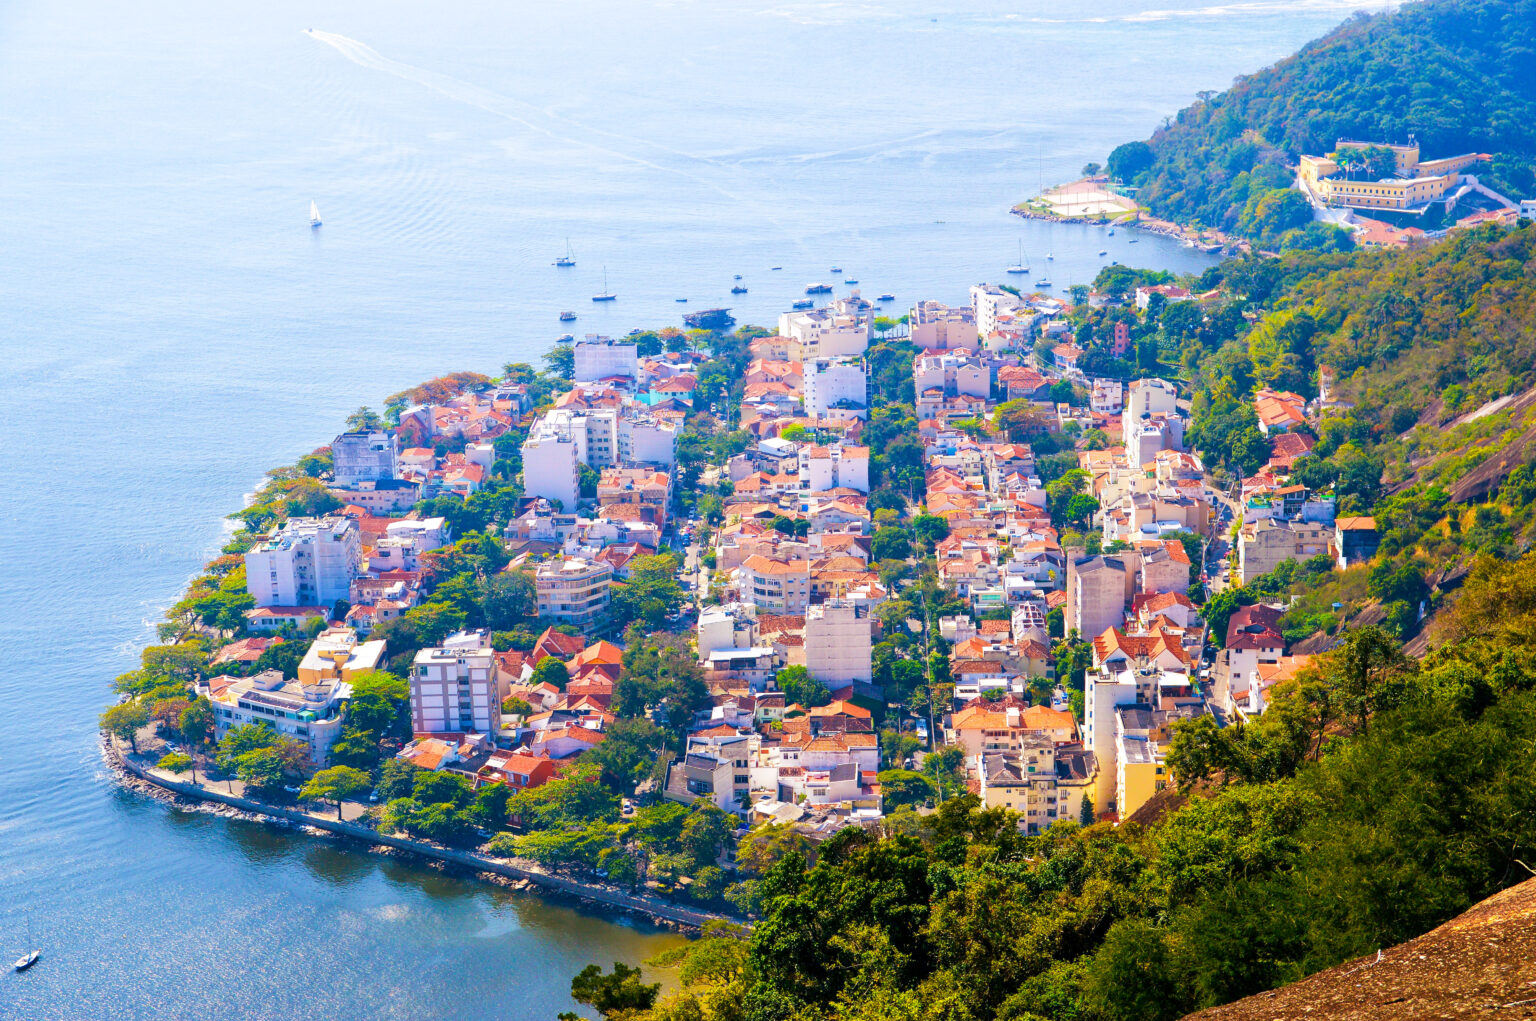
[101,701,151,753]
[570,962,660,1017]
[300,765,372,818]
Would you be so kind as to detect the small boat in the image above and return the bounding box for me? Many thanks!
[805,283,833,294]
[830,266,842,273]
[1006,240,1029,274]
[308,200,322,229]
[878,293,895,301]
[733,274,742,280]
[559,311,576,321]
[731,285,748,294]
[1035,278,1052,288]
[791,299,814,310]
[1128,238,1139,244]
[554,238,575,267]
[844,278,858,284]
[1046,252,1054,260]
[592,266,616,301]
[1107,228,1115,236]
[676,297,688,303]
[1098,249,1108,256]
[771,266,782,270]
[14,950,38,972]
[557,333,574,342]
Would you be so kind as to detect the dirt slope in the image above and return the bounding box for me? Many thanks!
[1182,877,1536,1020]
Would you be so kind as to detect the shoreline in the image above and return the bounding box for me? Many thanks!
[1012,199,1245,254]
[102,736,745,936]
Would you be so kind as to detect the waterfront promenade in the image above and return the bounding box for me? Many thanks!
[105,736,746,933]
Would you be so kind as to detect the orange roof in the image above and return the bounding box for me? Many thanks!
[808,699,871,719]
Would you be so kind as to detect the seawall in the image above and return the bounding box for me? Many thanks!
[106,739,747,934]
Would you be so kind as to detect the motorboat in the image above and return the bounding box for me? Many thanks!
[791,299,814,309]
[805,283,833,294]
[878,293,895,301]
[731,285,748,294]
[559,311,576,321]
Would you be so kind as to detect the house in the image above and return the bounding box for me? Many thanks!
[1051,343,1084,373]
[210,636,282,667]
[948,698,1079,756]
[243,605,329,632]
[1336,516,1380,569]
[1134,284,1193,310]
[1254,388,1308,436]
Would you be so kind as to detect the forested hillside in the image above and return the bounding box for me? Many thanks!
[1188,223,1536,631]
[562,556,1536,1021]
[1105,0,1536,242]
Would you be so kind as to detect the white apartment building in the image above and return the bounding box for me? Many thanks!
[535,557,614,629]
[697,604,760,660]
[331,430,399,487]
[1121,378,1180,437]
[572,336,640,382]
[797,443,870,494]
[616,409,678,467]
[909,300,978,349]
[1090,379,1124,414]
[210,668,353,768]
[804,601,872,684]
[411,630,501,736]
[521,417,582,511]
[970,284,1027,340]
[912,348,989,399]
[244,516,361,608]
[803,357,868,420]
[778,298,871,359]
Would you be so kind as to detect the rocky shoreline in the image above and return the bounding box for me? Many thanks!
[102,737,721,935]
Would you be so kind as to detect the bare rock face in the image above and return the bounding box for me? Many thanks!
[1183,877,1536,1020]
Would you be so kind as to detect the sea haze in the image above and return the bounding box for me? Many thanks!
[0,0,1388,1016]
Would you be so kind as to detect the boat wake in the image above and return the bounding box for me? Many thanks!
[302,29,789,229]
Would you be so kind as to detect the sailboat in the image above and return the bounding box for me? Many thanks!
[592,267,616,302]
[1006,240,1029,274]
[554,239,575,267]
[13,918,38,971]
[308,200,321,229]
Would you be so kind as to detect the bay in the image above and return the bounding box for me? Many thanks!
[0,1,1387,1016]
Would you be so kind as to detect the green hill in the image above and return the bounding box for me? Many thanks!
[1106,0,1536,244]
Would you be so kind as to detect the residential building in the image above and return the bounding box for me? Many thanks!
[803,600,872,684]
[208,668,351,768]
[1237,518,1331,585]
[949,700,1079,756]
[573,336,640,382]
[909,300,977,349]
[798,444,870,494]
[520,414,582,510]
[297,626,387,685]
[331,430,398,486]
[803,356,869,420]
[913,347,989,399]
[778,298,871,358]
[1065,554,1128,641]
[535,558,613,629]
[970,284,1027,340]
[410,630,502,736]
[1121,378,1179,438]
[738,555,812,614]
[1336,516,1380,569]
[245,516,361,608]
[976,742,1097,834]
[1134,284,1193,310]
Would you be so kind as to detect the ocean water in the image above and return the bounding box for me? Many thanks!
[0,1,1389,1016]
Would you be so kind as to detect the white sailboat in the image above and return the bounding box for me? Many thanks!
[13,918,39,971]
[308,200,322,229]
[592,267,616,302]
[554,239,575,267]
[1006,239,1030,274]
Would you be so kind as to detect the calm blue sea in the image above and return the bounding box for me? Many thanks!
[0,0,1391,1016]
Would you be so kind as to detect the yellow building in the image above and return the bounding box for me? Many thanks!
[1299,140,1489,211]
[296,626,387,684]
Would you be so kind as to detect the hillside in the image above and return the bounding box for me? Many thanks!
[1182,875,1536,1020]
[1105,0,1536,244]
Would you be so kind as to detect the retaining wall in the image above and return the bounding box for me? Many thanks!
[112,745,745,932]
